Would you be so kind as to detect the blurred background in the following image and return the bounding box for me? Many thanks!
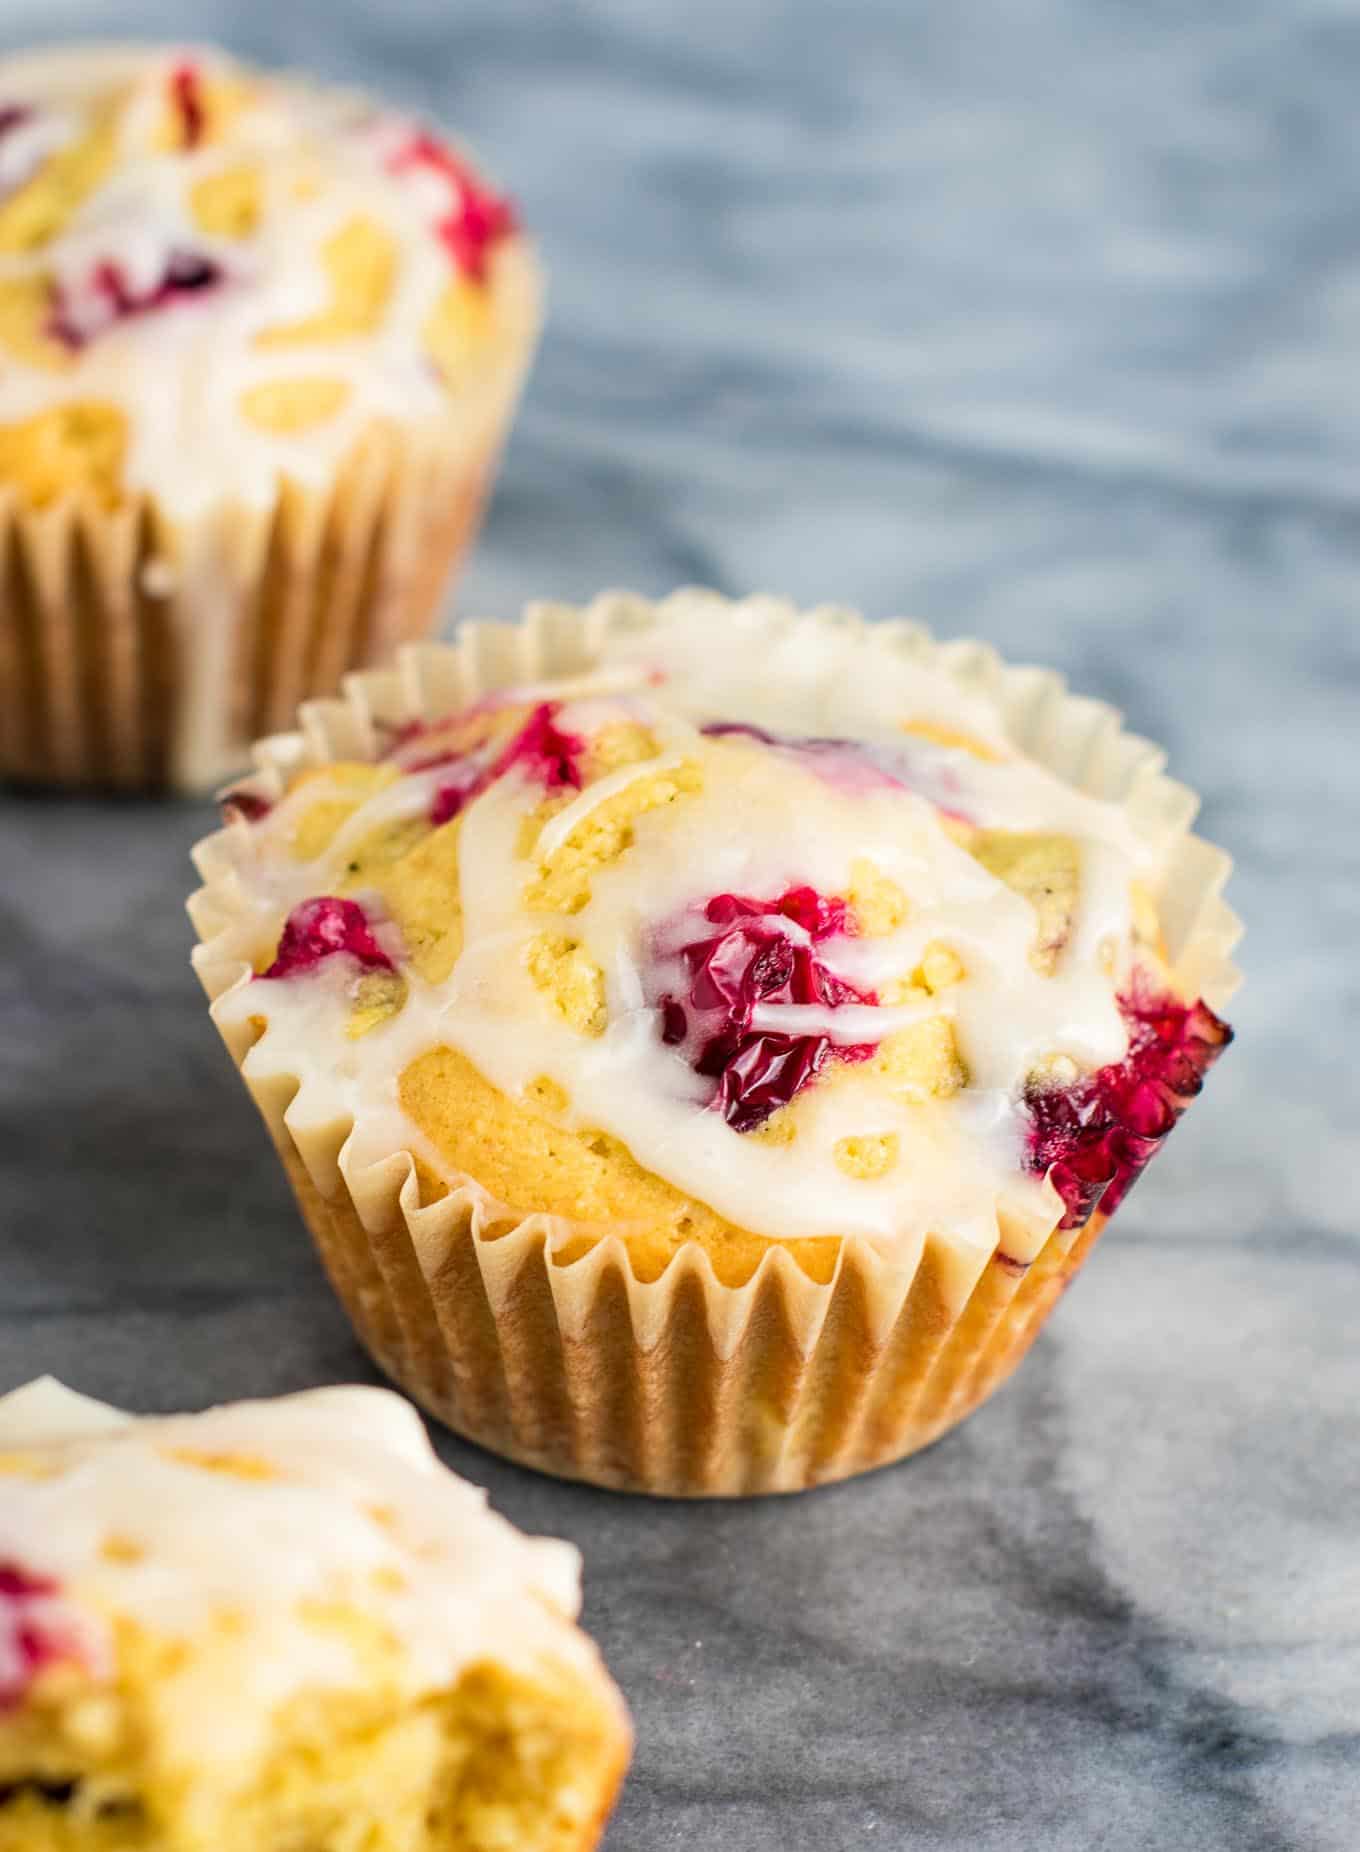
[2,3,1357,1847]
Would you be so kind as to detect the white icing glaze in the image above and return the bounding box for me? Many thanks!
[0,104,72,194]
[0,44,522,518]
[205,599,1190,1265]
[0,1377,586,1771]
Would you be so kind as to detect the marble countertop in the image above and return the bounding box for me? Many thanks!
[2,3,1356,1847]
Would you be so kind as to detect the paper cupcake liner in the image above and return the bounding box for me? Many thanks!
[1,257,538,795]
[190,592,1243,1496]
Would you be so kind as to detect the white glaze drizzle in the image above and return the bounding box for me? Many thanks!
[0,1378,587,1771]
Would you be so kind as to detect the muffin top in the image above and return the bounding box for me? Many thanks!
[0,1378,583,1761]
[0,44,530,517]
[201,594,1232,1287]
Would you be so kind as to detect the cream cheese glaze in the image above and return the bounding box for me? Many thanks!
[0,1378,584,1766]
[201,597,1215,1270]
[0,43,521,518]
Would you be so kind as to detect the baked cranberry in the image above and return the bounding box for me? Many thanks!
[170,63,205,148]
[1025,986,1232,1228]
[386,132,517,280]
[48,251,224,349]
[655,887,877,1132]
[259,897,394,980]
[379,715,433,760]
[219,788,273,825]
[0,1564,75,1709]
[702,721,970,820]
[390,702,584,827]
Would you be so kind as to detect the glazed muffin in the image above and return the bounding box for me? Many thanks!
[189,591,1240,1496]
[0,1377,629,1851]
[0,44,538,790]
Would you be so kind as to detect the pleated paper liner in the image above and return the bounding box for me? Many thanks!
[0,247,540,794]
[190,592,1243,1496]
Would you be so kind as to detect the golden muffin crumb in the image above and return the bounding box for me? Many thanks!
[256,216,398,348]
[834,1132,900,1180]
[525,761,703,916]
[188,165,263,239]
[872,1018,967,1100]
[968,829,1080,974]
[847,858,910,936]
[526,936,608,1037]
[286,764,400,862]
[0,403,127,507]
[345,970,409,1040]
[398,1043,840,1286]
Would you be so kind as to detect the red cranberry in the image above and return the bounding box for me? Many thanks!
[391,702,584,827]
[386,132,517,280]
[1025,986,1232,1228]
[0,1563,75,1709]
[259,897,394,980]
[219,788,273,825]
[655,887,877,1133]
[702,721,971,820]
[379,716,433,760]
[48,251,224,349]
[170,63,205,148]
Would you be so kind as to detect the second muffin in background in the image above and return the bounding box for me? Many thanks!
[190,591,1240,1496]
[0,43,539,790]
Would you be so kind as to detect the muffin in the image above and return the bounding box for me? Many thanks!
[189,590,1241,1496]
[0,44,539,790]
[0,1376,630,1851]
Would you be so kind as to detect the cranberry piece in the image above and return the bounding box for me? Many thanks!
[395,701,583,827]
[655,887,877,1132]
[379,716,433,760]
[159,252,220,293]
[219,788,272,825]
[259,897,394,980]
[0,1563,75,1709]
[1025,987,1232,1229]
[48,251,224,349]
[386,132,517,280]
[170,63,205,148]
[0,104,31,138]
[702,721,970,820]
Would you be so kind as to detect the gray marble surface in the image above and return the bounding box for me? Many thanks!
[1,3,1357,1847]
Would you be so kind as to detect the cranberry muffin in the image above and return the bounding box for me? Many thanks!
[189,591,1240,1495]
[0,43,538,789]
[0,1377,629,1850]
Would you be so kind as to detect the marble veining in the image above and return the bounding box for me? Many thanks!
[1,2,1357,1847]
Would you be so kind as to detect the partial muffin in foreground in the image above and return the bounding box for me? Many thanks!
[0,1378,629,1851]
[189,590,1241,1495]
[0,43,538,790]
